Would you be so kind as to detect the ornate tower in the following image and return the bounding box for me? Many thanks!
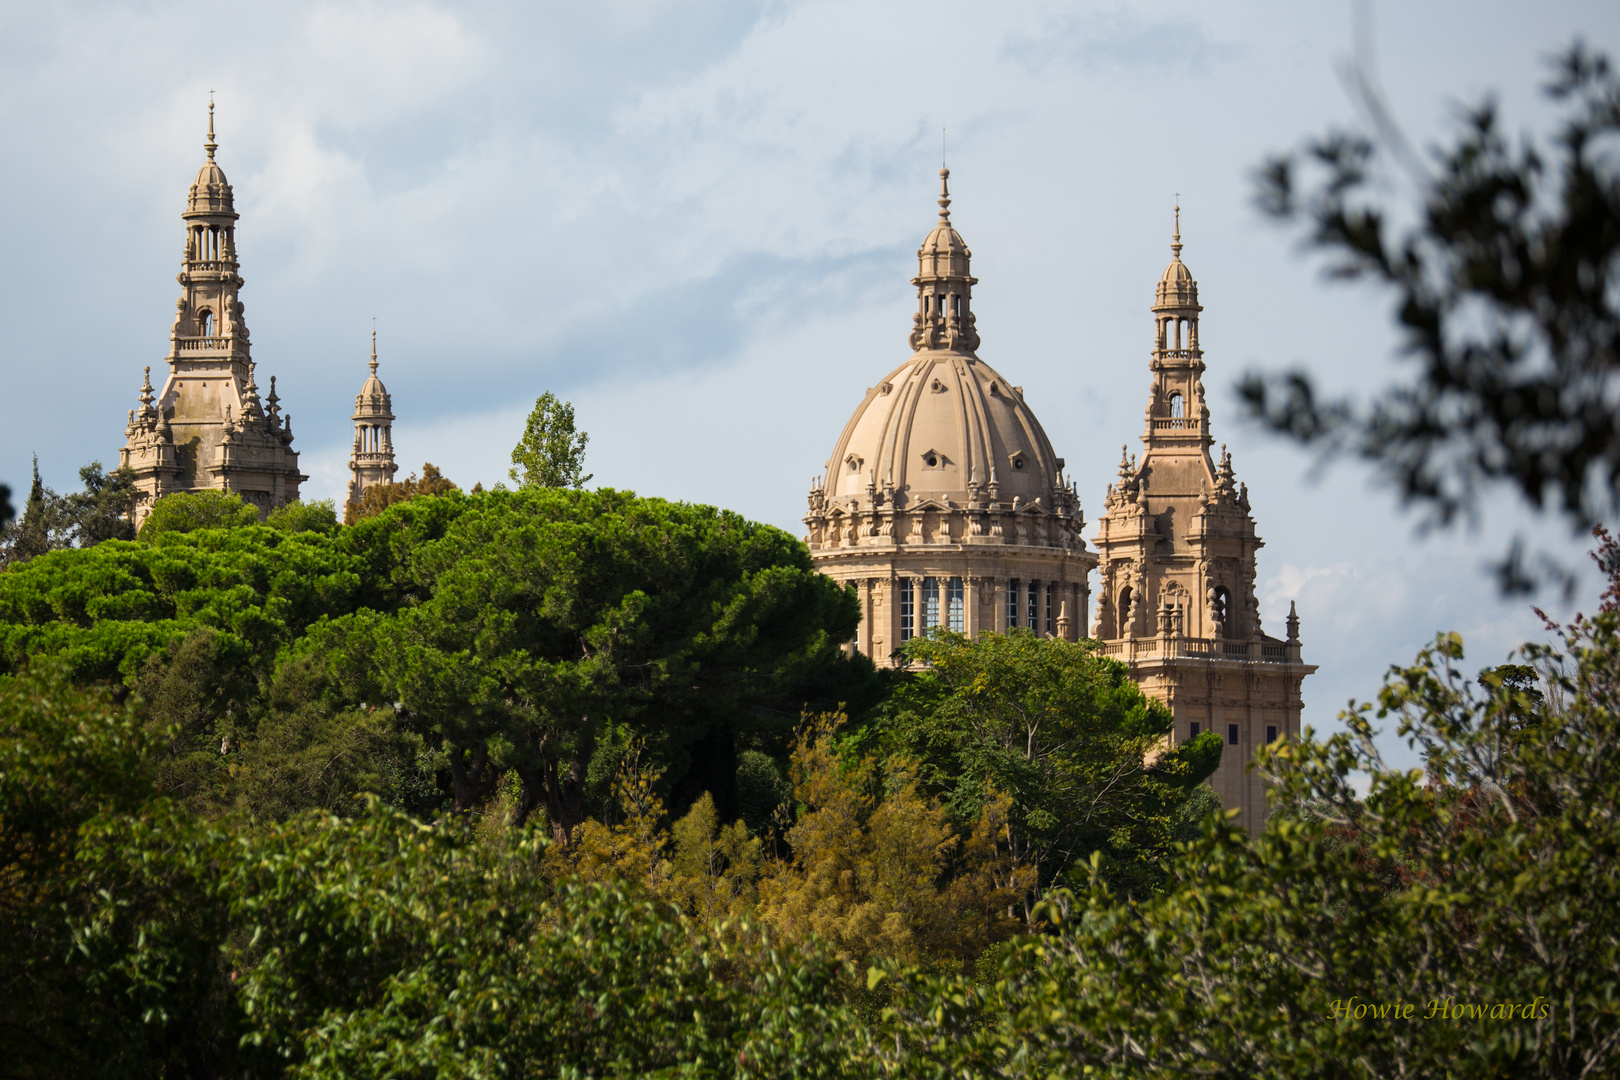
[347,329,398,511]
[1091,210,1316,832]
[805,170,1094,664]
[120,104,304,526]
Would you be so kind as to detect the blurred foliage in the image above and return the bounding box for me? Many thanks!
[1243,42,1620,591]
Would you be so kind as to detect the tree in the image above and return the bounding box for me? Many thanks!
[344,461,457,524]
[756,712,1032,967]
[1240,43,1620,591]
[0,668,875,1078]
[57,461,137,547]
[339,487,857,841]
[138,489,260,537]
[0,456,53,567]
[873,545,1620,1077]
[264,498,339,534]
[878,629,1222,902]
[510,391,592,489]
[0,460,136,568]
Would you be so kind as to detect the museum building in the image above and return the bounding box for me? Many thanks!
[805,171,1316,830]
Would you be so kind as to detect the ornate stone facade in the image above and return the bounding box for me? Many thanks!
[347,329,398,508]
[120,105,304,526]
[805,170,1096,663]
[1092,210,1315,832]
[809,186,1315,831]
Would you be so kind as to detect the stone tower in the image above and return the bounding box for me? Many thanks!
[805,170,1094,662]
[120,104,304,527]
[1090,209,1316,832]
[346,328,398,511]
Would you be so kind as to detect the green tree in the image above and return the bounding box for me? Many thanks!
[265,498,339,534]
[879,629,1222,902]
[873,551,1620,1077]
[509,391,592,489]
[327,487,857,841]
[0,667,875,1078]
[57,461,138,547]
[0,456,53,567]
[1240,42,1620,591]
[138,489,260,537]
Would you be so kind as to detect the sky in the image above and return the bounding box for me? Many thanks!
[1,0,1616,764]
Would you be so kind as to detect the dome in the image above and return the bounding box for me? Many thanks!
[803,171,1093,667]
[184,104,237,218]
[820,351,1065,512]
[1153,206,1200,312]
[353,335,395,421]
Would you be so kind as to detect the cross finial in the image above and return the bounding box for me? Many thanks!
[205,94,217,161]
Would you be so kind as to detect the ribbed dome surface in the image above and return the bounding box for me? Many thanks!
[821,349,1063,511]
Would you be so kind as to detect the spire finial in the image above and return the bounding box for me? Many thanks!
[1171,195,1182,259]
[205,94,217,161]
[937,166,951,226]
[370,319,378,374]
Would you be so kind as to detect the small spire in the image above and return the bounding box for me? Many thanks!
[1171,195,1182,260]
[369,325,378,375]
[937,167,951,226]
[205,96,217,161]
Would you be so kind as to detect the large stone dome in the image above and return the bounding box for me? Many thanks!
[804,170,1094,664]
[821,351,1065,511]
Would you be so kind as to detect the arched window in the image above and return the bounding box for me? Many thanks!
[199,309,213,337]
[1119,586,1134,631]
[1213,586,1231,634]
[1169,392,1185,419]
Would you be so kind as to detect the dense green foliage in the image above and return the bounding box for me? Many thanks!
[138,489,261,536]
[510,390,591,489]
[265,498,339,534]
[880,630,1221,900]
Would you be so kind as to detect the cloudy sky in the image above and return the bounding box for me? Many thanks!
[2,0,1615,758]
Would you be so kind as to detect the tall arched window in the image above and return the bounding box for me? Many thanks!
[1213,586,1231,635]
[199,310,213,337]
[1169,392,1185,419]
[1119,586,1134,632]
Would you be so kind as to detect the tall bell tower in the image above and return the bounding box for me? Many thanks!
[1091,209,1316,832]
[120,104,304,526]
[346,328,398,514]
